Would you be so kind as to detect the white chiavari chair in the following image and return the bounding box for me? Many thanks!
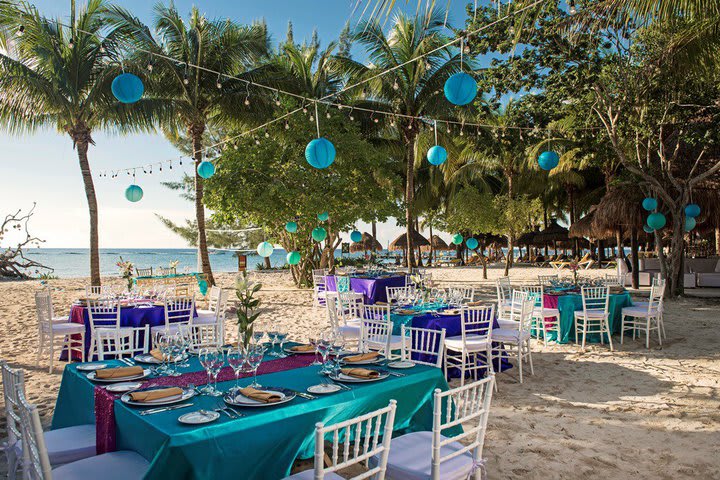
[326,292,364,341]
[195,287,227,343]
[150,295,195,337]
[283,401,397,480]
[313,274,328,307]
[601,274,622,287]
[493,291,535,383]
[135,266,152,277]
[86,298,127,361]
[359,314,405,359]
[2,361,96,477]
[400,326,446,368]
[16,389,148,480]
[444,305,495,386]
[495,276,512,316]
[520,285,560,346]
[96,325,150,361]
[84,285,114,298]
[386,285,416,304]
[374,376,495,480]
[574,286,613,351]
[180,324,223,350]
[447,286,475,304]
[35,291,85,372]
[537,274,559,286]
[621,282,665,348]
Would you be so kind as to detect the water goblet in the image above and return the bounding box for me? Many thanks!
[226,347,245,393]
[246,345,265,388]
[309,335,322,366]
[208,348,225,396]
[317,332,332,374]
[252,330,265,346]
[198,347,217,395]
[275,330,289,358]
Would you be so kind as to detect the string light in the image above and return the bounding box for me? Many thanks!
[17,25,24,36]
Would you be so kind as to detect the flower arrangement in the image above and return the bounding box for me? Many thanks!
[235,272,262,348]
[568,259,580,286]
[116,256,135,291]
[169,260,179,269]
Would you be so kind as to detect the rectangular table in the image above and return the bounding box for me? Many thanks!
[324,275,406,304]
[52,355,455,479]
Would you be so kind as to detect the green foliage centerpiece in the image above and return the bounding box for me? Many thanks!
[235,273,262,349]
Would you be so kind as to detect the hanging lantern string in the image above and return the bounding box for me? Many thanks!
[434,120,438,144]
[460,37,464,72]
[314,102,321,138]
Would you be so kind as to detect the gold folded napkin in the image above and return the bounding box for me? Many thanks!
[239,386,282,403]
[344,352,380,363]
[467,301,483,306]
[129,387,183,403]
[149,349,165,361]
[95,366,143,379]
[396,309,416,315]
[290,344,315,352]
[375,301,388,306]
[341,368,380,379]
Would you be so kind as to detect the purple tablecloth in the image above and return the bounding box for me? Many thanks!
[325,275,406,304]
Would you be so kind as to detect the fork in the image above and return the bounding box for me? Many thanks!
[213,401,238,419]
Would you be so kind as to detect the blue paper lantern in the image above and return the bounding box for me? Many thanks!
[538,151,560,170]
[452,234,463,245]
[427,145,448,166]
[312,227,327,242]
[256,241,274,258]
[305,138,336,169]
[647,212,666,230]
[444,72,478,106]
[197,279,208,296]
[111,73,144,104]
[287,251,301,265]
[285,221,298,233]
[197,160,215,179]
[643,224,654,234]
[642,197,657,211]
[684,217,696,232]
[466,237,479,250]
[685,204,701,218]
[350,230,362,243]
[125,184,143,202]
[317,211,329,222]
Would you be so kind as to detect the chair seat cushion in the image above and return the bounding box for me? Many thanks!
[52,450,149,480]
[193,312,218,325]
[51,323,85,334]
[492,328,531,342]
[15,424,96,466]
[444,334,490,352]
[534,307,559,317]
[573,309,607,319]
[196,308,214,316]
[283,469,343,479]
[496,319,518,329]
[621,306,658,317]
[338,325,360,338]
[367,335,407,350]
[150,324,186,335]
[371,431,474,480]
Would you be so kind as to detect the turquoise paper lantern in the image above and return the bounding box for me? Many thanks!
[317,211,329,222]
[685,204,701,218]
[684,217,696,232]
[287,251,301,265]
[466,237,479,250]
[642,197,657,211]
[452,234,463,245]
[197,160,215,179]
[111,73,144,104]
[538,151,559,170]
[125,184,143,202]
[197,279,208,296]
[350,230,362,243]
[647,212,666,230]
[285,221,298,233]
[643,224,653,234]
[256,241,274,258]
[444,72,478,106]
[305,137,336,169]
[312,227,327,242]
[427,145,448,166]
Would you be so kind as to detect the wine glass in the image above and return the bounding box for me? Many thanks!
[208,348,225,396]
[166,334,182,377]
[317,332,332,374]
[309,335,322,366]
[275,329,288,358]
[328,335,346,376]
[198,347,216,395]
[266,330,279,357]
[154,333,170,375]
[246,344,265,388]
[226,347,244,393]
[252,330,265,346]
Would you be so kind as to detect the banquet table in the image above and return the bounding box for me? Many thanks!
[542,291,633,344]
[52,352,456,479]
[324,274,406,304]
[63,303,197,360]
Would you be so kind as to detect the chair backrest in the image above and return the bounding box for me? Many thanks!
[647,282,664,314]
[16,389,52,480]
[520,285,544,308]
[206,286,226,314]
[432,376,495,479]
[156,267,176,276]
[363,304,390,323]
[495,277,511,304]
[136,266,153,277]
[314,400,397,480]
[501,291,534,332]
[359,318,393,353]
[580,286,610,314]
[87,298,121,330]
[313,274,327,289]
[1,361,25,455]
[96,325,150,360]
[400,326,446,368]
[164,295,195,328]
[602,274,622,287]
[337,292,364,324]
[537,274,558,286]
[180,324,222,349]
[460,305,495,343]
[34,290,55,332]
[385,285,416,303]
[85,285,114,297]
[447,286,475,304]
[325,293,341,332]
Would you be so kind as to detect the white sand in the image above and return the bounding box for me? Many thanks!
[1,265,719,478]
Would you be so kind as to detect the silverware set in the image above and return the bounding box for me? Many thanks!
[285,389,317,400]
[139,403,193,416]
[213,401,244,418]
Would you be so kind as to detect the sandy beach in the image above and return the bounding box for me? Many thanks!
[1,265,719,478]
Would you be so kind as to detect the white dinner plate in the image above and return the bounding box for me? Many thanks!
[178,410,220,425]
[283,345,316,354]
[307,383,341,394]
[120,388,195,407]
[86,369,150,383]
[76,363,107,371]
[438,309,461,316]
[105,382,144,393]
[387,360,416,369]
[223,388,296,407]
[134,353,188,364]
[329,371,390,383]
[341,354,386,365]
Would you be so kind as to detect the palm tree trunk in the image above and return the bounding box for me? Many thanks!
[371,220,377,260]
[190,124,215,286]
[630,227,639,289]
[70,125,101,286]
[404,128,417,268]
[428,224,434,266]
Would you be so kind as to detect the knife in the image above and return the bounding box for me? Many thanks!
[139,403,194,415]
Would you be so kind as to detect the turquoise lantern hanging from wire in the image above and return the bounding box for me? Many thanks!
[256,241,274,258]
[312,227,327,242]
[125,171,143,202]
[317,211,329,222]
[350,230,362,243]
[444,38,477,106]
[285,221,298,233]
[642,197,657,211]
[197,160,215,179]
[427,120,447,166]
[305,102,336,169]
[537,129,559,171]
[112,72,144,104]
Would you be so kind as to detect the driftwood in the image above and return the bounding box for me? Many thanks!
[0,203,52,279]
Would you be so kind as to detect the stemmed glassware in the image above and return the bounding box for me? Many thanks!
[246,344,265,388]
[154,333,171,375]
[199,347,223,396]
[275,329,288,358]
[266,330,280,357]
[328,334,346,377]
[166,334,182,377]
[317,331,332,374]
[309,335,322,366]
[226,347,245,393]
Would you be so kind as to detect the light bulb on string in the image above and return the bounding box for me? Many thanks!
[244,95,250,106]
[183,73,189,85]
[326,111,331,119]
[274,91,281,106]
[17,25,24,36]
[349,108,354,121]
[216,74,222,89]
[68,38,74,49]
[569,0,577,15]
[254,137,260,145]
[264,130,270,138]
[147,60,153,72]
[284,120,290,130]
[393,79,399,90]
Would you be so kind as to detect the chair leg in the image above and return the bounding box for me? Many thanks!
[541,320,548,347]
[527,340,534,375]
[620,315,626,345]
[646,318,651,349]
[660,314,666,339]
[606,319,614,351]
[460,352,466,387]
[581,320,587,351]
[49,336,55,373]
[36,332,44,366]
[517,344,523,383]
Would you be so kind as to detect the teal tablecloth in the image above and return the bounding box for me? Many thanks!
[545,292,633,344]
[52,356,455,479]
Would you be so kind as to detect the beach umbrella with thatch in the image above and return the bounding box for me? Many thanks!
[421,235,451,252]
[389,230,430,251]
[569,207,614,240]
[534,221,569,244]
[350,232,382,254]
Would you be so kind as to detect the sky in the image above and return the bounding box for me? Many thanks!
[1,0,472,249]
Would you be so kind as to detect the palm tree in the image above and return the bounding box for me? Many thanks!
[0,0,160,286]
[336,9,463,267]
[109,3,270,285]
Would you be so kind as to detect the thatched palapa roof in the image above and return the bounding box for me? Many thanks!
[421,235,452,251]
[592,187,645,234]
[533,221,569,243]
[349,232,382,253]
[389,230,430,251]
